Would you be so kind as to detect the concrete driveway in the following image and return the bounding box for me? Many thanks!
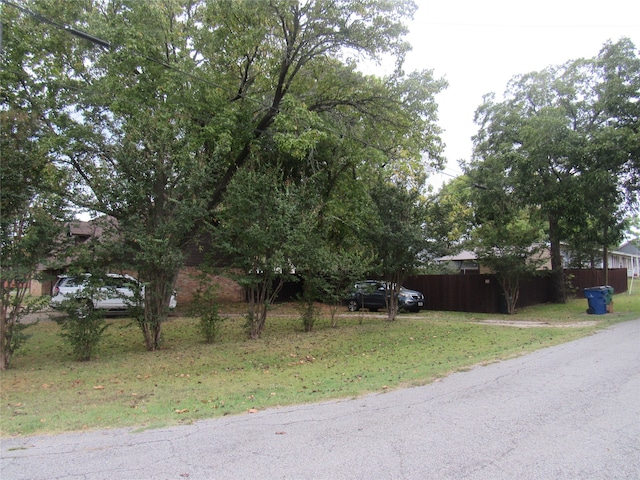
[2,319,639,480]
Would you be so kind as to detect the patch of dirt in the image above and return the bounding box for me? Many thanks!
[474,319,598,328]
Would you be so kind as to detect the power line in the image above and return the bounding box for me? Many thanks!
[2,1,111,49]
[2,1,277,111]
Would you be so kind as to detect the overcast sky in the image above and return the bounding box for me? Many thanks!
[400,0,640,189]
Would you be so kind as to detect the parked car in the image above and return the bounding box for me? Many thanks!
[50,273,177,314]
[346,280,424,312]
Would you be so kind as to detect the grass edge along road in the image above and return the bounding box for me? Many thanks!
[2,289,639,437]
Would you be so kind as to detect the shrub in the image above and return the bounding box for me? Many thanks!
[189,284,225,343]
[297,296,319,332]
[1,295,47,368]
[54,300,109,361]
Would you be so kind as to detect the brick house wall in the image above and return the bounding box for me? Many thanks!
[174,266,244,305]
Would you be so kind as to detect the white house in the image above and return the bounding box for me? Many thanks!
[608,240,640,278]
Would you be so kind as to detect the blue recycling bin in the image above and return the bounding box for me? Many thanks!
[584,286,611,315]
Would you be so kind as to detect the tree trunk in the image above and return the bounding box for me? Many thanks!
[548,215,567,303]
[499,275,520,314]
[0,306,9,371]
[246,280,269,339]
[139,271,176,351]
[247,301,268,340]
[0,284,28,370]
[385,278,402,322]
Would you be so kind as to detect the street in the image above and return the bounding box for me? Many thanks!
[2,319,639,480]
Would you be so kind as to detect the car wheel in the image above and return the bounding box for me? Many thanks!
[347,300,360,312]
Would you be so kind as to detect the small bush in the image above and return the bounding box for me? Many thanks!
[1,295,48,369]
[189,284,225,343]
[297,296,319,332]
[55,300,109,361]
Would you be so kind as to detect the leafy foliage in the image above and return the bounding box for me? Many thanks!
[54,299,109,362]
[367,180,428,321]
[468,38,640,303]
[189,281,225,344]
[4,0,445,347]
[424,176,475,259]
[211,166,301,339]
[0,109,69,368]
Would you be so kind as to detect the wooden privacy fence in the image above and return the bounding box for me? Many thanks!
[564,269,628,297]
[403,268,628,314]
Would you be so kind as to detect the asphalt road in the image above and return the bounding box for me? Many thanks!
[2,319,639,480]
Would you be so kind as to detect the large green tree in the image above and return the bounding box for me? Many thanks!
[1,1,75,369]
[367,178,428,321]
[464,159,546,314]
[211,166,300,339]
[470,39,639,303]
[6,0,447,349]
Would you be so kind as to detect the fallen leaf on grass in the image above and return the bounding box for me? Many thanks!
[175,409,189,414]
[93,385,105,390]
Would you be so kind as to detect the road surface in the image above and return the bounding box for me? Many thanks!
[2,319,639,479]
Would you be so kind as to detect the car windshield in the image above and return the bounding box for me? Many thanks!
[59,275,139,289]
[61,276,88,287]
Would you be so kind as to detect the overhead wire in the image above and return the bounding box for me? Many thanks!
[2,0,111,48]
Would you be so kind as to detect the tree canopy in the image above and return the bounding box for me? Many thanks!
[467,38,639,303]
[4,0,446,345]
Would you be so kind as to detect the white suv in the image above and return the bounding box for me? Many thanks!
[51,273,177,314]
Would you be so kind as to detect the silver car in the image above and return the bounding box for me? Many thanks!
[51,273,177,314]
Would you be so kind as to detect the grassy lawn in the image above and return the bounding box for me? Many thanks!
[2,287,638,437]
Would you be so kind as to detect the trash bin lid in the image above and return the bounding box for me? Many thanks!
[584,285,610,292]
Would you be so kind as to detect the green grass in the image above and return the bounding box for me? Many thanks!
[2,287,638,437]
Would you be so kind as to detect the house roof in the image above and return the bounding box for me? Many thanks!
[436,250,477,262]
[68,216,118,239]
[69,220,100,237]
[616,240,640,256]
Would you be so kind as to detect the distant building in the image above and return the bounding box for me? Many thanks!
[436,240,640,278]
[33,217,244,305]
[608,241,640,277]
[435,250,479,274]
